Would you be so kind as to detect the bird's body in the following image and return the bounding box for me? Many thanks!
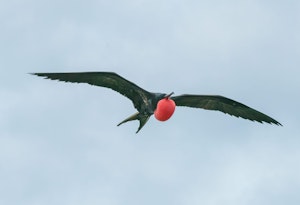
[32,72,281,133]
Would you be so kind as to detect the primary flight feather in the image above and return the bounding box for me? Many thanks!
[32,72,281,133]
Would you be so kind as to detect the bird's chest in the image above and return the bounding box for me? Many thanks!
[139,99,157,115]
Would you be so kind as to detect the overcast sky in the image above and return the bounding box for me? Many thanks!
[1,0,300,205]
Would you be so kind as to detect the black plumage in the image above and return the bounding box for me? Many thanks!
[32,72,281,133]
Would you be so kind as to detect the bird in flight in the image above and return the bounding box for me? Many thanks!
[32,72,281,133]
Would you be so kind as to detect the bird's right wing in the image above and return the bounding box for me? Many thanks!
[171,95,281,125]
[32,72,152,112]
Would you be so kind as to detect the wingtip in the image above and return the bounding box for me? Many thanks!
[265,120,282,126]
[268,117,282,126]
[29,72,44,77]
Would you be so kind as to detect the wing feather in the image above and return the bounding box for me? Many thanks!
[32,72,152,112]
[172,95,281,125]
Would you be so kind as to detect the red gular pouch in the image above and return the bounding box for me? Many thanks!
[154,98,176,121]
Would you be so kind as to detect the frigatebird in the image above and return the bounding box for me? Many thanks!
[32,72,281,133]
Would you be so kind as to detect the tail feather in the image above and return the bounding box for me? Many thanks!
[117,112,150,133]
[117,112,139,126]
[136,115,150,133]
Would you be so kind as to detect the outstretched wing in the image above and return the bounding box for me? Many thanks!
[171,95,281,125]
[32,72,152,112]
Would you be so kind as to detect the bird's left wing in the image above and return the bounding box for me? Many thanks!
[31,72,152,112]
[171,95,281,125]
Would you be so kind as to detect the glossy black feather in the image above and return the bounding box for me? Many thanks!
[32,72,281,132]
[32,72,153,112]
[171,95,281,125]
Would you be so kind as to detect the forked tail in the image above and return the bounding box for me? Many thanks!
[117,112,150,133]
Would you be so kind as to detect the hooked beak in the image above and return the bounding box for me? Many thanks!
[165,92,174,99]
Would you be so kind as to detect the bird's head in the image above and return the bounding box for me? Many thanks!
[154,92,176,121]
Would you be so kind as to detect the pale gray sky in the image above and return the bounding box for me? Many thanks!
[1,0,300,205]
